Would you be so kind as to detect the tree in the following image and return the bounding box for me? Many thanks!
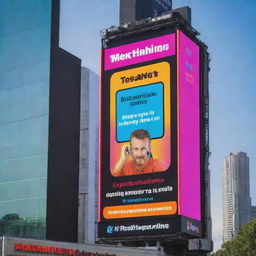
[211,219,256,256]
[233,218,256,255]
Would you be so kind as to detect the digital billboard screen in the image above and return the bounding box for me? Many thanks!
[110,62,171,177]
[99,30,202,240]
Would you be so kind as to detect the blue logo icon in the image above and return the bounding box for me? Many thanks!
[107,226,114,234]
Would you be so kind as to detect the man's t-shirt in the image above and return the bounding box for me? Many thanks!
[120,158,168,176]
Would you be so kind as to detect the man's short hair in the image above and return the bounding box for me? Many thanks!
[130,129,151,142]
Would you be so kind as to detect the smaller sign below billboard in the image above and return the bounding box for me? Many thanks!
[188,238,213,252]
[181,216,201,237]
[98,217,180,238]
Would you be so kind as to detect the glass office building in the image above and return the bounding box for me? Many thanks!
[0,0,52,238]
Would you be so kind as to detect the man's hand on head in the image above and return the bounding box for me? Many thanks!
[121,144,131,162]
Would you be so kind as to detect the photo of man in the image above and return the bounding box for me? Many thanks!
[112,129,168,176]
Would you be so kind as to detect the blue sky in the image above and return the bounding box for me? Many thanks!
[60,0,256,251]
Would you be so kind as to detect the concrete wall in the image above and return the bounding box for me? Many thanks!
[78,67,99,243]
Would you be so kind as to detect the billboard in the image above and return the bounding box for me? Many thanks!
[99,30,201,240]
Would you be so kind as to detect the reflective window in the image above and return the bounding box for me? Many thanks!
[0,0,52,239]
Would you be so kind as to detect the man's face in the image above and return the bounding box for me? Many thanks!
[130,137,151,168]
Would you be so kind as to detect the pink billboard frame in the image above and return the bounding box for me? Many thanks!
[177,30,201,221]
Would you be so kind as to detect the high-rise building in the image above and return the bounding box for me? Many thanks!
[251,205,256,220]
[120,0,172,25]
[223,152,251,242]
[0,0,81,242]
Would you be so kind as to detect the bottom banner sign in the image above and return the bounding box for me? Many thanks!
[99,218,179,238]
[98,216,201,238]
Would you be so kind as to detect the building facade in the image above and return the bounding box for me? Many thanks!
[120,0,172,25]
[78,67,99,243]
[251,205,256,220]
[223,152,251,242]
[0,0,52,239]
[0,0,81,242]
